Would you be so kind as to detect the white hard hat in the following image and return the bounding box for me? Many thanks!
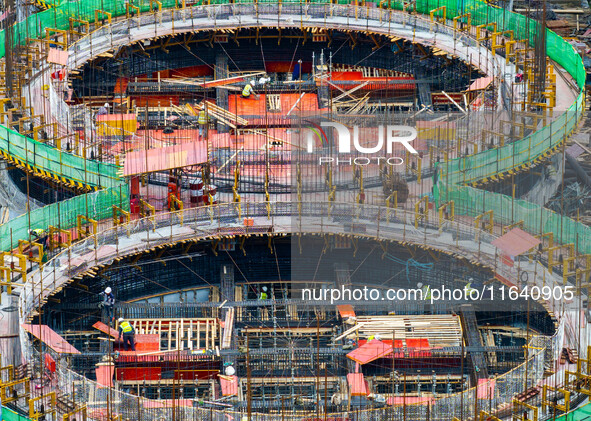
[225,365,236,376]
[374,334,381,341]
[104,103,109,107]
[105,287,112,294]
[417,282,423,288]
[250,80,255,86]
[262,286,268,292]
[118,317,124,322]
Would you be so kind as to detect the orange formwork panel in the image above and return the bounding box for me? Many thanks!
[358,339,404,358]
[406,338,432,357]
[347,373,369,396]
[22,324,80,354]
[134,334,160,352]
[337,305,356,319]
[228,93,323,121]
[123,141,208,176]
[326,71,416,91]
[491,227,541,257]
[346,339,393,365]
[219,375,239,396]
[93,322,159,351]
[116,366,162,381]
[114,78,129,95]
[93,320,119,339]
[95,363,115,387]
[96,113,138,136]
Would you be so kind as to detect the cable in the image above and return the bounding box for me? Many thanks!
[385,253,434,282]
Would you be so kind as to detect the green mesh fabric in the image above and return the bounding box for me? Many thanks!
[0,126,120,189]
[0,185,129,251]
[0,0,586,253]
[439,184,591,254]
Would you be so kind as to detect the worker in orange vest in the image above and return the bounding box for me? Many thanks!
[167,182,179,211]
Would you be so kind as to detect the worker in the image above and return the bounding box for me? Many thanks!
[258,76,271,86]
[224,363,236,376]
[241,80,256,99]
[117,317,136,351]
[292,60,302,82]
[167,181,179,211]
[259,286,268,300]
[97,103,109,116]
[29,228,49,253]
[417,282,431,300]
[100,287,115,322]
[198,105,209,139]
[464,279,477,297]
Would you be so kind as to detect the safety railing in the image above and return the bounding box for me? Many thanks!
[17,201,557,421]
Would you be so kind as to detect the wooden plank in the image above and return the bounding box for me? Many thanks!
[333,81,370,102]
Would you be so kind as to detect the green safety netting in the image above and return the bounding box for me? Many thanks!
[0,186,128,252]
[556,402,591,420]
[0,123,128,251]
[0,0,586,255]
[1,406,33,421]
[439,183,591,254]
[408,0,588,253]
[0,126,120,189]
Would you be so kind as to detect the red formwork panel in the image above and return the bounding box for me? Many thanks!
[358,339,404,358]
[116,366,162,381]
[44,353,56,373]
[406,338,432,357]
[22,324,80,354]
[134,334,160,352]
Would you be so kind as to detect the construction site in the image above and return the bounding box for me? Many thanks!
[0,0,591,419]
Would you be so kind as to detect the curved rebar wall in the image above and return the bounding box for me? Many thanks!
[0,0,587,418]
[20,201,559,420]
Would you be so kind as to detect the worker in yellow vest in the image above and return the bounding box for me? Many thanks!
[241,80,256,99]
[198,105,209,139]
[29,228,48,261]
[118,317,136,351]
[465,279,477,297]
[417,282,431,300]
